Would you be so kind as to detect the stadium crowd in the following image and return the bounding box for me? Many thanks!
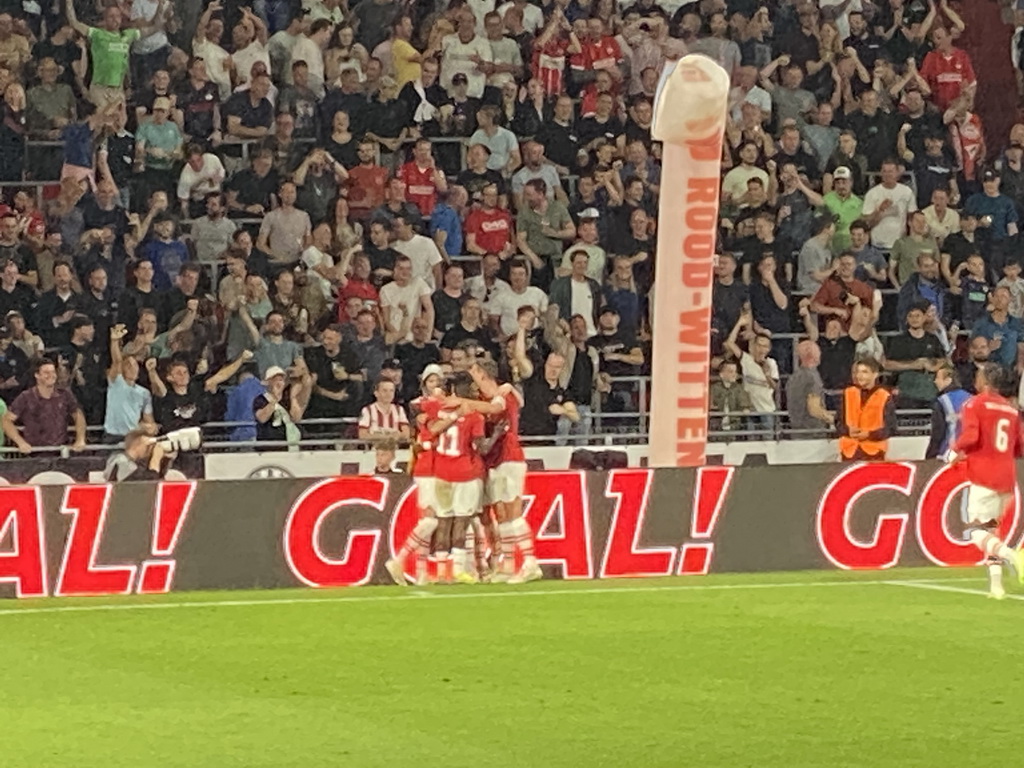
[0,0,1011,455]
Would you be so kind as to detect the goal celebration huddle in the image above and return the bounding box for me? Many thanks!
[385,360,541,586]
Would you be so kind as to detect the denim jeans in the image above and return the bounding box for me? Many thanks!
[555,405,593,446]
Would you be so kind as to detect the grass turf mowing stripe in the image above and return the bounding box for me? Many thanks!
[0,574,984,618]
[886,579,1024,600]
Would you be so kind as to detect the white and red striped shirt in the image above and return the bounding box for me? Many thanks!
[359,402,410,434]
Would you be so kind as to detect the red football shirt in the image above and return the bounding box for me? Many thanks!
[397,162,441,216]
[952,392,1024,494]
[434,410,485,482]
[347,165,388,215]
[919,48,975,111]
[533,37,569,98]
[484,388,525,467]
[411,396,444,477]
[464,207,512,254]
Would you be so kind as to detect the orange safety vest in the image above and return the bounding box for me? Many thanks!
[838,386,890,459]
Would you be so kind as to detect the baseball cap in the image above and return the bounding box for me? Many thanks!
[452,72,469,85]
[263,365,286,382]
[153,97,171,112]
[420,363,444,383]
[599,306,619,317]
[832,166,852,181]
[579,207,601,219]
[982,168,999,182]
[382,358,402,371]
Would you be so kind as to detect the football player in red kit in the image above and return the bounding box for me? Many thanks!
[449,359,541,583]
[430,372,487,583]
[385,365,446,586]
[948,363,1024,599]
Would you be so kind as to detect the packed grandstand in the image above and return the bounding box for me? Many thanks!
[0,0,1015,469]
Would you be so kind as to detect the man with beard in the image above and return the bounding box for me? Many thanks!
[305,324,364,420]
[957,334,990,394]
[62,314,106,425]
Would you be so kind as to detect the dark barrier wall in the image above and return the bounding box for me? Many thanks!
[0,462,1014,598]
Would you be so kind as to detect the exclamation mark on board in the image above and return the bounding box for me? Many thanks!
[678,467,735,575]
[138,482,198,594]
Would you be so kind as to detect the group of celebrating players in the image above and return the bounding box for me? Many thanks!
[381,354,1024,597]
[385,360,541,586]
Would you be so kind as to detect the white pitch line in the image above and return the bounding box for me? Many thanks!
[0,576,983,619]
[885,579,1024,601]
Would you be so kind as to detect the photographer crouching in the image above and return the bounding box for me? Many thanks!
[103,427,202,482]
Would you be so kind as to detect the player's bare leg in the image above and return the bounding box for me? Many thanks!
[435,517,454,583]
[469,515,491,582]
[386,512,438,586]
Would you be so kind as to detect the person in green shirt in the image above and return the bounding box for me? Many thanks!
[822,166,864,253]
[135,96,183,201]
[66,0,167,105]
[516,178,576,290]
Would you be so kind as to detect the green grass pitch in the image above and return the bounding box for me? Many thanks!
[2,568,1021,768]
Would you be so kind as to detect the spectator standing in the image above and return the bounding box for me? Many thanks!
[516,179,576,289]
[431,264,466,338]
[392,213,444,290]
[883,301,947,409]
[848,220,889,286]
[177,146,226,219]
[822,167,863,253]
[306,324,364,420]
[862,159,917,250]
[810,253,874,331]
[380,255,434,345]
[394,319,441,401]
[925,362,970,459]
[796,215,836,295]
[104,325,156,442]
[709,359,752,433]
[3,358,86,452]
[257,181,312,266]
[786,339,834,433]
[724,309,778,430]
[489,259,548,338]
[965,169,1019,244]
[543,309,601,441]
[357,378,410,439]
[836,357,896,461]
[253,365,309,446]
[590,306,644,413]
[897,253,948,331]
[440,298,495,363]
[890,211,939,288]
[37,261,80,348]
[919,26,976,112]
[971,286,1023,371]
[67,2,155,106]
[520,352,577,437]
[191,194,237,263]
[549,250,602,336]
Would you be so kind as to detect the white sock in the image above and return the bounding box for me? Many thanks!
[498,522,516,573]
[451,548,466,576]
[989,561,1004,594]
[969,529,1016,563]
[510,517,537,566]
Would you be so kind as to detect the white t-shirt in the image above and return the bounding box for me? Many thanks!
[193,38,233,100]
[571,279,597,337]
[440,34,493,98]
[380,277,432,342]
[466,275,511,313]
[131,0,169,54]
[393,235,444,290]
[177,153,226,202]
[498,1,543,34]
[739,351,778,413]
[862,182,916,249]
[467,0,495,34]
[302,245,334,299]
[289,35,326,97]
[232,41,271,87]
[490,286,549,337]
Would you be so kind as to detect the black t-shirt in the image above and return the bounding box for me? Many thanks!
[431,290,465,335]
[565,345,594,404]
[394,341,440,401]
[253,390,295,441]
[520,371,566,436]
[324,136,359,169]
[0,242,37,276]
[885,330,945,362]
[447,97,481,138]
[534,121,580,171]
[440,323,496,359]
[32,40,80,86]
[223,92,274,132]
[106,131,136,188]
[305,344,363,396]
[818,335,857,390]
[0,341,29,394]
[712,279,748,336]
[577,115,625,148]
[365,244,398,284]
[776,147,821,182]
[178,80,220,139]
[457,168,507,201]
[156,382,211,432]
[943,232,985,274]
[81,198,130,240]
[278,85,319,139]
[225,168,279,212]
[0,283,35,325]
[913,153,955,209]
[590,330,641,377]
[748,279,791,334]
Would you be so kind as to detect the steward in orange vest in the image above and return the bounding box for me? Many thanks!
[837,358,897,461]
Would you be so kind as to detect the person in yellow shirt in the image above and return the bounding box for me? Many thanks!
[392,14,434,87]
